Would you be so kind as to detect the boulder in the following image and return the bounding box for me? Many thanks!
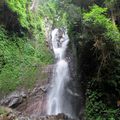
[0,91,26,108]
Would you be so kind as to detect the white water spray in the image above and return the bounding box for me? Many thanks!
[47,28,73,117]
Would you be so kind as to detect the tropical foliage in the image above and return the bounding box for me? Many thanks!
[0,1,53,95]
[0,0,120,119]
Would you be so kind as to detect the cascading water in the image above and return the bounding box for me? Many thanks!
[47,28,74,118]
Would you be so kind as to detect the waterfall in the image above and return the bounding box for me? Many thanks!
[47,28,73,118]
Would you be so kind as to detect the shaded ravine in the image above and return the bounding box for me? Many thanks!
[47,28,76,119]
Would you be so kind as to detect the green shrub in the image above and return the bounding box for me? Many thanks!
[83,5,120,41]
[86,90,119,120]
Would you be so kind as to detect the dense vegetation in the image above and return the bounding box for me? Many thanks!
[64,1,120,119]
[83,5,120,119]
[0,0,53,95]
[0,0,120,119]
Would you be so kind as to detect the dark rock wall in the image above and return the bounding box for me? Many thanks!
[66,19,99,119]
[0,2,26,35]
[65,35,85,119]
[66,36,86,120]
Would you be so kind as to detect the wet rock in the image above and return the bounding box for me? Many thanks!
[0,91,26,108]
[29,114,74,120]
[40,85,48,92]
[15,114,74,120]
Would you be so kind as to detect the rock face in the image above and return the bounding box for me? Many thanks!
[0,2,25,34]
[0,91,26,108]
[18,85,47,117]
[65,36,85,120]
[14,65,54,118]
[45,18,53,51]
[67,19,100,120]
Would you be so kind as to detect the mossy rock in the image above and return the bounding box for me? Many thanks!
[0,106,12,115]
[0,106,16,120]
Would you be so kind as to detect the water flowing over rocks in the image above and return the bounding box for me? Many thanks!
[47,28,76,118]
[45,26,85,120]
